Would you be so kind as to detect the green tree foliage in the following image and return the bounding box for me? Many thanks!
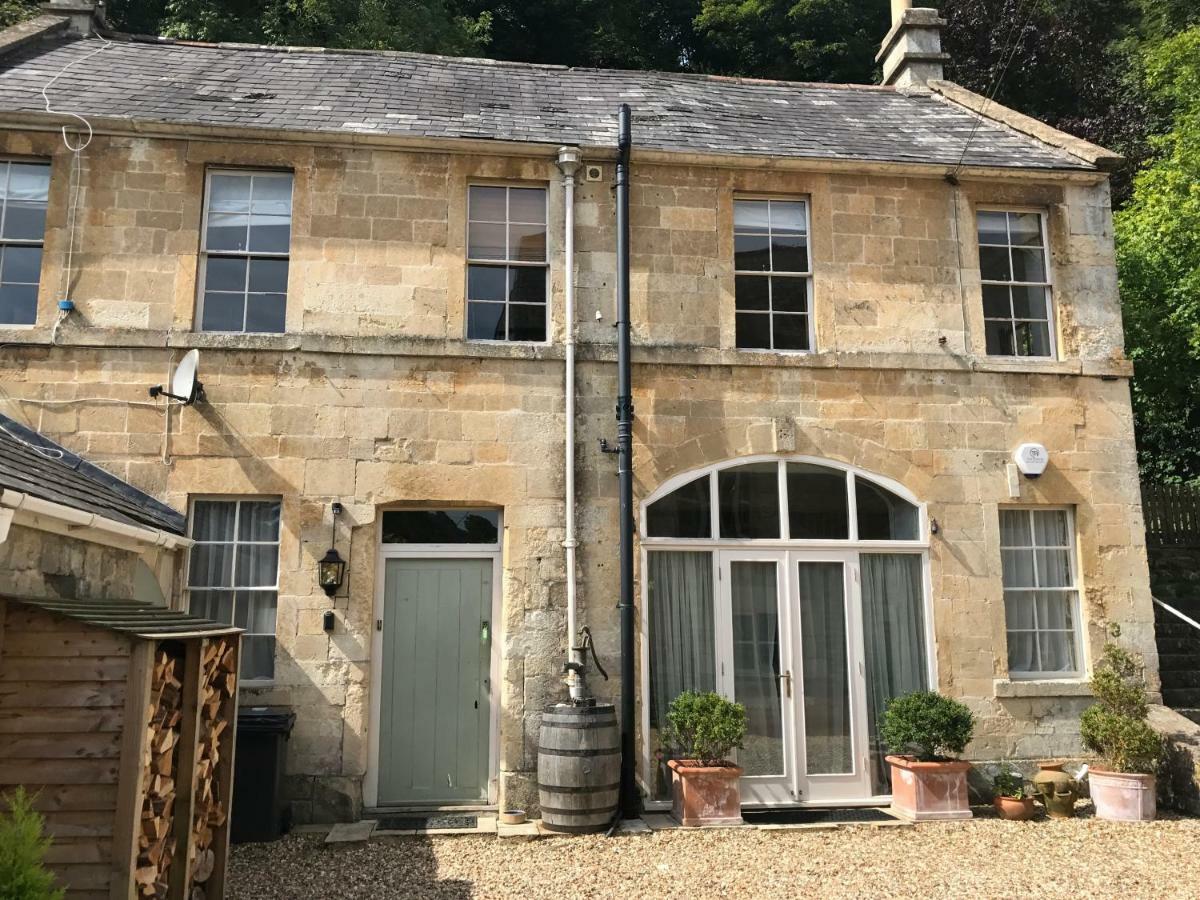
[880,691,974,761]
[1079,643,1162,774]
[0,788,64,900]
[1115,28,1200,481]
[662,690,747,766]
[0,0,38,29]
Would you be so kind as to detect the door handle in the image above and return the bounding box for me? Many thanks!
[777,670,792,698]
[481,620,490,643]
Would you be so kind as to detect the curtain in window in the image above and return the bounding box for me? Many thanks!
[797,562,851,774]
[648,551,715,797]
[861,553,928,794]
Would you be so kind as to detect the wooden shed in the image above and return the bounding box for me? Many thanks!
[0,595,241,900]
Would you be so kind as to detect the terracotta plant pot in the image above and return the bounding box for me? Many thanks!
[1089,768,1157,822]
[993,795,1036,821]
[886,755,973,821]
[668,759,743,827]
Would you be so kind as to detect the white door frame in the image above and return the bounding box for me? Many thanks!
[365,539,503,810]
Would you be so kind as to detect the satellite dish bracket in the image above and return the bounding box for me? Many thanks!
[148,349,204,406]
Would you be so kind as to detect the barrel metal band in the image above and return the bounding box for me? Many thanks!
[538,781,621,795]
[539,746,620,757]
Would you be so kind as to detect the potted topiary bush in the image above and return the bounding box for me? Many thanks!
[882,690,975,821]
[992,769,1036,821]
[1080,643,1163,821]
[662,691,748,827]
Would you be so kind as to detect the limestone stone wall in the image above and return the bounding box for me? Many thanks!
[0,522,142,600]
[0,124,1151,820]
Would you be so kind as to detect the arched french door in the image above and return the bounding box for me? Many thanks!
[640,457,935,807]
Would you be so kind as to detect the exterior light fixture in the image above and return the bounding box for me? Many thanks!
[319,502,346,597]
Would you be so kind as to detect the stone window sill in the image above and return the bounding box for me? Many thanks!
[993,678,1093,699]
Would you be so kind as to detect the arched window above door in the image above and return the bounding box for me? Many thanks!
[644,458,922,542]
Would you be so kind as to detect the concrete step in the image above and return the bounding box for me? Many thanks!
[1157,652,1200,672]
[1164,687,1200,707]
[1155,635,1200,654]
[1161,669,1200,688]
[1154,619,1200,639]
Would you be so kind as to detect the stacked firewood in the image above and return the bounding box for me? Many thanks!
[188,638,236,899]
[135,646,184,898]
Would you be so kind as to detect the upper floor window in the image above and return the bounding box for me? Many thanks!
[187,497,282,681]
[978,210,1053,358]
[734,198,812,352]
[466,185,547,342]
[1000,508,1081,678]
[199,170,292,334]
[0,161,50,326]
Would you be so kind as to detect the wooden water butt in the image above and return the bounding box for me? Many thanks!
[0,595,241,900]
[537,703,619,833]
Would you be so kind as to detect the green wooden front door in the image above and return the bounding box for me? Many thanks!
[378,557,492,805]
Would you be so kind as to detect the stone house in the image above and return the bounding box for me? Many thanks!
[0,1,1158,822]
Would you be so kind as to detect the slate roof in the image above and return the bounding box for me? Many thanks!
[4,594,239,638]
[0,412,185,535]
[0,32,1092,170]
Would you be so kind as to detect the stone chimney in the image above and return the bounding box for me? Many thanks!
[40,0,105,37]
[876,0,949,87]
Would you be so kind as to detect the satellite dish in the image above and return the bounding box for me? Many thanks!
[149,349,204,405]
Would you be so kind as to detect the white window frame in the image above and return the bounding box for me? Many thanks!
[465,182,550,345]
[0,159,51,328]
[733,195,815,354]
[185,495,282,687]
[999,505,1084,681]
[196,168,293,335]
[976,206,1056,359]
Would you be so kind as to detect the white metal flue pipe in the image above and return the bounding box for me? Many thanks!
[557,146,581,669]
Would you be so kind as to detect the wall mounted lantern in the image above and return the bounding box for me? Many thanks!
[319,502,346,597]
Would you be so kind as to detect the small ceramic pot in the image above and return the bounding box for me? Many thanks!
[1032,761,1078,819]
[993,795,1037,821]
[1089,768,1156,822]
[668,759,743,827]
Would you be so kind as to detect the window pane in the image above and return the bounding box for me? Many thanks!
[855,477,919,540]
[1010,285,1047,319]
[1004,591,1036,629]
[1001,548,1036,588]
[734,233,770,272]
[982,284,1011,318]
[238,500,281,541]
[1,245,41,284]
[507,303,546,341]
[192,501,237,541]
[734,199,769,233]
[719,463,780,539]
[1007,630,1038,673]
[241,635,275,681]
[1014,320,1050,357]
[648,550,715,799]
[771,235,808,273]
[245,293,286,333]
[999,510,1031,546]
[381,509,500,544]
[204,256,246,293]
[509,267,546,303]
[235,545,278,587]
[239,590,279,635]
[248,257,288,294]
[2,202,46,241]
[202,291,245,332]
[771,276,808,313]
[1008,213,1043,247]
[467,264,507,302]
[468,222,506,260]
[1010,247,1046,283]
[1036,590,1074,630]
[979,246,1011,281]
[190,590,234,624]
[735,312,770,350]
[799,562,851,774]
[508,187,545,224]
[6,164,49,202]
[772,313,810,351]
[508,223,546,262]
[985,320,1015,356]
[977,211,1008,245]
[1037,629,1076,673]
[646,475,711,538]
[206,211,248,252]
[1033,509,1070,546]
[209,174,252,213]
[469,186,507,222]
[734,274,769,311]
[0,284,37,324]
[250,175,292,216]
[731,560,783,775]
[247,214,291,253]
[770,200,807,235]
[787,464,848,539]
[467,301,505,340]
[188,543,233,588]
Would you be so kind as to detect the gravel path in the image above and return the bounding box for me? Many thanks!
[229,816,1200,899]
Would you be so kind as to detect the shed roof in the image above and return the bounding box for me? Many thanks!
[4,594,240,639]
[0,30,1095,171]
[0,412,186,535]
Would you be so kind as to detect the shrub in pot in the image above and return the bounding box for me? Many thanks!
[882,690,975,821]
[1080,643,1163,821]
[662,691,748,827]
[992,769,1036,821]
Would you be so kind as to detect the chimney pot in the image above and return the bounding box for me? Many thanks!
[40,0,105,37]
[876,5,949,88]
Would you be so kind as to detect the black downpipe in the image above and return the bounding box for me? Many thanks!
[615,103,640,821]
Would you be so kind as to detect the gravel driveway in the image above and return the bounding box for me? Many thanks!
[229,816,1200,899]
